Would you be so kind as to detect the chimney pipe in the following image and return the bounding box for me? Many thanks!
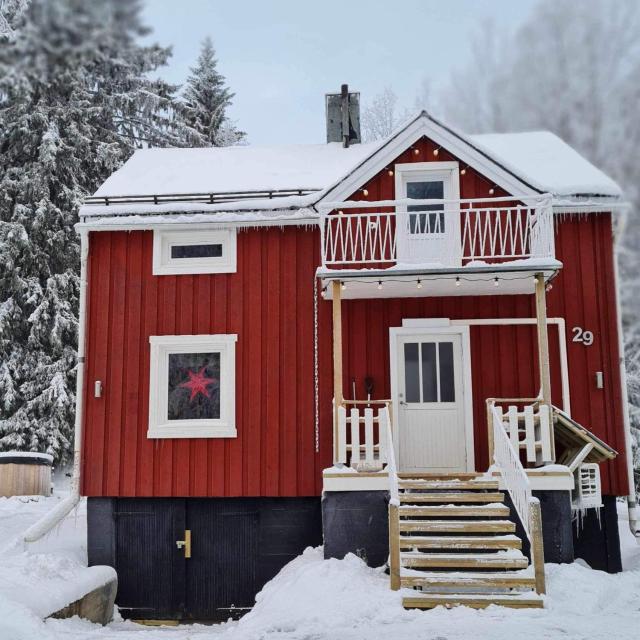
[325,85,361,146]
[341,84,350,148]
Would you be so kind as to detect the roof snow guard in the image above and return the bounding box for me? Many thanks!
[78,112,624,227]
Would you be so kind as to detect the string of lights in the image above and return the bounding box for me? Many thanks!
[321,273,551,296]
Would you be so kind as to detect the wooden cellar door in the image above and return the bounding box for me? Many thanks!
[113,499,186,620]
[184,499,259,621]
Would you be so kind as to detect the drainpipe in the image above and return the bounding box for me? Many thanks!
[612,211,639,539]
[23,229,89,543]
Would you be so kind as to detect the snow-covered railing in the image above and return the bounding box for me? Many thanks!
[489,399,547,595]
[335,400,390,471]
[381,403,401,592]
[491,403,533,538]
[319,195,554,268]
[496,400,554,466]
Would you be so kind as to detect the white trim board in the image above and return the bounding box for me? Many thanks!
[389,324,475,473]
[148,334,237,439]
[76,217,321,233]
[402,317,570,415]
[152,228,237,275]
[319,112,540,206]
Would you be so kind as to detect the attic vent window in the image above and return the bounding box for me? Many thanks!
[170,243,223,259]
[153,229,236,275]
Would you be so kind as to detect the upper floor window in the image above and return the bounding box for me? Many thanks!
[395,162,460,236]
[152,228,237,275]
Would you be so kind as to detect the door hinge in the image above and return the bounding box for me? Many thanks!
[176,529,191,559]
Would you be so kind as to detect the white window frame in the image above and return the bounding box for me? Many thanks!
[152,228,237,275]
[395,161,460,236]
[148,334,237,439]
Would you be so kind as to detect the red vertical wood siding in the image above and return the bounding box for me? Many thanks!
[82,228,333,497]
[81,135,629,497]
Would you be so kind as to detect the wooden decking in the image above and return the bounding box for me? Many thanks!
[394,474,543,610]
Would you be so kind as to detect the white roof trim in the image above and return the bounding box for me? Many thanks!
[317,112,541,205]
[75,212,320,233]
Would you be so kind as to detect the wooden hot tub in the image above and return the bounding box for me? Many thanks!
[0,452,53,497]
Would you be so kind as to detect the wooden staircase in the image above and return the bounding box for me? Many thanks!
[394,473,544,609]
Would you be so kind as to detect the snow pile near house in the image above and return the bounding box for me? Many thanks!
[235,543,640,640]
[238,547,406,635]
[0,489,114,637]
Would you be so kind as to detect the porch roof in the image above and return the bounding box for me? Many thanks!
[318,260,562,299]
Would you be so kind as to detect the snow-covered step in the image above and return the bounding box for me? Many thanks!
[402,592,544,609]
[400,569,536,590]
[399,519,516,533]
[398,479,500,490]
[399,492,504,504]
[398,472,481,480]
[401,550,529,570]
[399,535,521,551]
[398,504,510,518]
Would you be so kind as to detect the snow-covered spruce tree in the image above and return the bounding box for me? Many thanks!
[182,37,245,146]
[0,0,203,462]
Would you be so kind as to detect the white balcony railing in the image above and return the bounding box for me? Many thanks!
[319,195,554,269]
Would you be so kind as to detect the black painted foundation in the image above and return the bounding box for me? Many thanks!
[533,489,574,563]
[504,489,574,563]
[573,495,622,573]
[87,497,322,621]
[322,490,389,567]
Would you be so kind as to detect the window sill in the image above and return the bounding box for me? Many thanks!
[147,426,238,439]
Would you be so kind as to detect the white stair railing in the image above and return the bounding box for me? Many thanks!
[491,404,533,538]
[490,401,546,595]
[381,403,401,591]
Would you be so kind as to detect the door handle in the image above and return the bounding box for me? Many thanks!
[176,529,191,559]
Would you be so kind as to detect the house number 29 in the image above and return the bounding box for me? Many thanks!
[572,327,594,346]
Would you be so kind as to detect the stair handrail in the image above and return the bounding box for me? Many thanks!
[490,402,532,538]
[490,401,546,595]
[382,403,401,591]
[382,403,399,505]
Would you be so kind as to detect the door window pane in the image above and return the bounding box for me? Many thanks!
[421,343,438,402]
[439,342,455,402]
[406,181,445,234]
[168,352,221,420]
[404,343,420,403]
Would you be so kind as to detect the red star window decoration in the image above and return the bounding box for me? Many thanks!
[179,367,218,402]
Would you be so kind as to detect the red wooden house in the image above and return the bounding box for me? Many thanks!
[78,89,634,619]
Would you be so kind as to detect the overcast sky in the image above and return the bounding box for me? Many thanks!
[144,0,538,145]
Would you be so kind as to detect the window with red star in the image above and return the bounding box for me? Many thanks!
[168,352,221,421]
[148,334,237,439]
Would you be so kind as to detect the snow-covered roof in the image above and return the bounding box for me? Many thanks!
[93,142,378,199]
[80,112,623,223]
[468,131,622,198]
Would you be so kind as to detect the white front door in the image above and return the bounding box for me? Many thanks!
[395,333,468,472]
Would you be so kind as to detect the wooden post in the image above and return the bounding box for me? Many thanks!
[529,498,546,595]
[332,280,344,464]
[388,503,401,590]
[486,400,495,470]
[535,272,555,461]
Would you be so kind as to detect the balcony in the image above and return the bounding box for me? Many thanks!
[317,195,560,298]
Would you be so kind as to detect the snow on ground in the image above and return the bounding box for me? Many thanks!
[1,488,639,640]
